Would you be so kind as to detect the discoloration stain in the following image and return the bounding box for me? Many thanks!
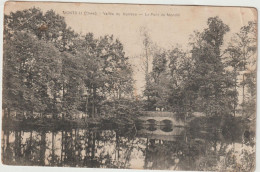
[38,24,48,31]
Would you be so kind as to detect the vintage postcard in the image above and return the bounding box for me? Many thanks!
[1,1,257,171]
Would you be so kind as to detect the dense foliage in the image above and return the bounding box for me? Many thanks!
[143,17,257,120]
[3,8,256,126]
[3,8,135,121]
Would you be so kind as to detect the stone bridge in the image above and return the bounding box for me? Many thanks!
[137,111,186,141]
[139,111,185,127]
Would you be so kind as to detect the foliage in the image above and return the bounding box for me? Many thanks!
[3,7,134,121]
[143,16,256,119]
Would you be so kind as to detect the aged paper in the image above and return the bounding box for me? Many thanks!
[2,1,257,171]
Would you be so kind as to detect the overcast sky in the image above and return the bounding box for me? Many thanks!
[5,2,257,95]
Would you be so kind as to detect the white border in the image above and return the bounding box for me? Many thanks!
[0,1,259,172]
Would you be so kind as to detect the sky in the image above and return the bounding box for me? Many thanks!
[4,2,257,95]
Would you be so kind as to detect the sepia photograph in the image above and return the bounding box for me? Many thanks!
[1,1,257,171]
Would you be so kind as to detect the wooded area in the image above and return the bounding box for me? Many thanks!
[3,8,138,123]
[3,8,257,127]
[143,17,256,121]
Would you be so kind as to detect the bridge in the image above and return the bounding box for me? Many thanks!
[138,111,185,127]
[136,111,186,141]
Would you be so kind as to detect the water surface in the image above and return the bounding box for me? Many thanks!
[2,120,255,171]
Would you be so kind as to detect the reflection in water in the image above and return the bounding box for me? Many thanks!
[1,125,255,171]
[147,125,157,131]
[160,125,173,132]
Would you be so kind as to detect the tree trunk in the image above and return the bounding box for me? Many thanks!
[85,96,88,114]
[39,131,46,166]
[51,131,55,165]
[7,108,10,120]
[234,69,237,117]
[242,73,245,116]
[92,86,96,118]
[53,92,57,119]
[61,131,64,164]
[91,132,96,159]
[62,79,65,120]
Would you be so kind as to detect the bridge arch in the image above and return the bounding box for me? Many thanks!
[161,119,173,125]
[147,119,157,124]
[141,116,184,127]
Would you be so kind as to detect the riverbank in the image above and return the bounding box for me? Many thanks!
[3,114,254,134]
[2,115,139,131]
[186,115,255,145]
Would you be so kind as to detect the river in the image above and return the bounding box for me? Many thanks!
[1,118,255,171]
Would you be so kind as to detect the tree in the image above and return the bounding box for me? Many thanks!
[4,8,78,51]
[4,7,136,120]
[3,31,61,119]
[143,49,167,110]
[225,21,257,117]
[4,7,80,120]
[76,33,134,118]
[140,27,153,80]
[60,52,84,119]
[189,16,232,116]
